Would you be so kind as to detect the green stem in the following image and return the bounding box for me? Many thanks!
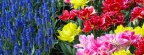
[92,29,97,37]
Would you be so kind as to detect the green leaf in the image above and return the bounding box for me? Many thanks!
[59,42,74,55]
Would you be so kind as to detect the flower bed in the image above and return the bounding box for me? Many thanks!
[0,0,144,55]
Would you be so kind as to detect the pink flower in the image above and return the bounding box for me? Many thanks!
[74,34,96,55]
[97,31,141,50]
[76,49,85,55]
[89,40,113,55]
[117,31,140,45]
[64,0,70,4]
[74,31,141,55]
[74,34,95,48]
[74,34,114,55]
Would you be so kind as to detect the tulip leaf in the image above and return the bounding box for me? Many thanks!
[59,42,73,55]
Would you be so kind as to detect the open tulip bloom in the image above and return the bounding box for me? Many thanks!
[1,0,144,55]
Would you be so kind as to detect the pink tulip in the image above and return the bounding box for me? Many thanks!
[64,0,70,4]
[74,31,141,55]
[74,34,95,48]
[74,34,113,55]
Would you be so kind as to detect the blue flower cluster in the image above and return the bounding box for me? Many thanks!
[0,0,56,54]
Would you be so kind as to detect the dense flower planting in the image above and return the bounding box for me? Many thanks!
[56,0,144,55]
[1,0,144,55]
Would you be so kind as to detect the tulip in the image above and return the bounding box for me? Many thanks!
[134,0,144,7]
[64,0,70,4]
[130,7,144,22]
[114,25,133,34]
[74,34,95,49]
[134,37,144,55]
[70,0,89,9]
[76,6,96,21]
[75,31,141,55]
[102,0,132,12]
[58,10,76,21]
[112,49,133,55]
[74,34,114,55]
[99,12,124,30]
[57,22,81,42]
[115,24,144,37]
[134,26,144,36]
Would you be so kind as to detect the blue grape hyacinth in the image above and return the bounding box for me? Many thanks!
[0,0,56,54]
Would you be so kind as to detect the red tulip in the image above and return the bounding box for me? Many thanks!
[76,6,96,21]
[83,11,124,32]
[102,0,132,12]
[99,12,124,30]
[134,0,144,7]
[130,7,144,22]
[102,2,121,12]
[109,3,121,12]
[134,37,144,55]
[58,10,76,21]
[83,20,93,33]
[82,14,99,33]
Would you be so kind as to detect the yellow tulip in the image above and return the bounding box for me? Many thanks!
[70,0,89,9]
[134,26,144,36]
[114,25,125,34]
[112,49,133,55]
[57,22,81,42]
[142,24,144,36]
[114,25,133,34]
[115,24,144,37]
[125,27,133,31]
